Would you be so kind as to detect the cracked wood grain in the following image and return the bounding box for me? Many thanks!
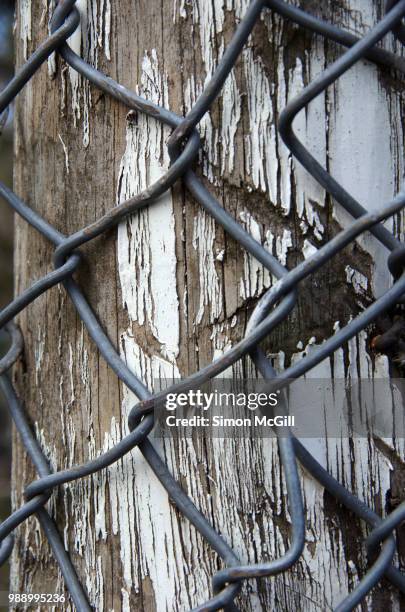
[12,1,405,610]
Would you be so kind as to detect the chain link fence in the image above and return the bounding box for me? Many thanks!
[2,0,405,609]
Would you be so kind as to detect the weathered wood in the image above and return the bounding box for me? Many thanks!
[12,0,405,609]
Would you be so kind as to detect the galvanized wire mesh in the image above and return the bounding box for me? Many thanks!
[1,0,405,610]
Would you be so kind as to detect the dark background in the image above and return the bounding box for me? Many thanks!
[0,0,15,595]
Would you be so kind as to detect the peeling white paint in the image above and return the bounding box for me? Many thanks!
[239,210,272,300]
[20,0,31,60]
[345,265,368,295]
[283,317,395,608]
[194,0,224,83]
[276,228,293,266]
[40,0,58,77]
[117,50,180,361]
[238,212,293,301]
[193,210,223,324]
[68,344,75,407]
[220,70,241,175]
[243,47,277,203]
[34,328,45,387]
[302,239,318,260]
[114,50,193,608]
[184,75,219,184]
[67,0,86,125]
[98,0,111,60]
[58,133,70,175]
[290,46,327,240]
[65,0,112,145]
[210,322,233,375]
[327,1,397,297]
[173,0,187,22]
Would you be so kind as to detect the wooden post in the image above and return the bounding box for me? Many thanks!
[12,1,405,609]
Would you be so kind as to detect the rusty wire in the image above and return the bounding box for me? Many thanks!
[1,0,405,610]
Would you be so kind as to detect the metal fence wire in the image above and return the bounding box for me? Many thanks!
[2,0,405,610]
